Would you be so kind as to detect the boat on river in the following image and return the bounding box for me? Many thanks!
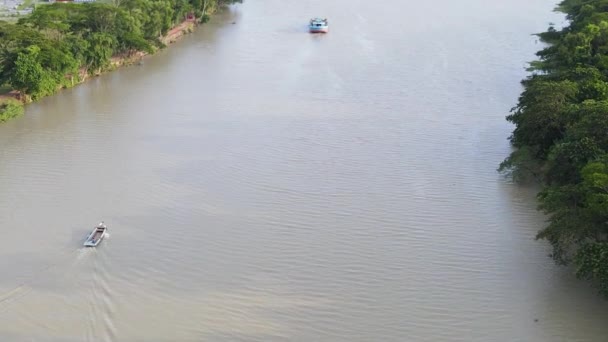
[84,222,107,247]
[309,18,328,33]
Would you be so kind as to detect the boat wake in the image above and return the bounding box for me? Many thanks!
[0,246,92,313]
[85,246,116,342]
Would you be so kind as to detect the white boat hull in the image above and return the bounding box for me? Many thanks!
[84,222,107,247]
[309,18,328,33]
[309,26,328,33]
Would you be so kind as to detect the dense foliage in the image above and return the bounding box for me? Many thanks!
[0,0,240,101]
[0,98,24,121]
[501,0,608,297]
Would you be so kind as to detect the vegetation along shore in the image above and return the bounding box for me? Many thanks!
[501,0,608,297]
[0,0,241,122]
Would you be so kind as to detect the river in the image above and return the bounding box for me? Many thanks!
[0,0,607,341]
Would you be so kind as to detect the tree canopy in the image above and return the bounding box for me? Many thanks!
[0,0,241,100]
[501,0,608,297]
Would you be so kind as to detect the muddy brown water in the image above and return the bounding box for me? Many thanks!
[0,0,607,341]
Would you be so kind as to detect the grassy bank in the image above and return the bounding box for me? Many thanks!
[0,98,24,122]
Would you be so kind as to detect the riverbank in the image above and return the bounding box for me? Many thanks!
[0,98,23,122]
[0,0,240,122]
[500,0,608,298]
[0,19,197,121]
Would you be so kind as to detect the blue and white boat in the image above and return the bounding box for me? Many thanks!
[309,18,328,33]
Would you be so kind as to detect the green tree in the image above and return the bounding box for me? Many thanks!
[501,0,608,298]
[85,32,116,71]
[0,0,242,107]
[9,45,57,100]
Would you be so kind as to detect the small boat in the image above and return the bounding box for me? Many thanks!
[84,222,107,247]
[309,18,328,33]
